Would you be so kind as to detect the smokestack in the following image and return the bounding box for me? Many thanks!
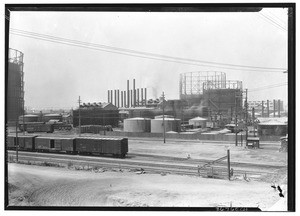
[114,90,117,106]
[137,89,139,107]
[141,88,144,106]
[145,88,147,106]
[124,91,126,108]
[111,90,113,105]
[267,100,269,117]
[273,99,276,117]
[130,90,133,107]
[133,79,136,107]
[121,91,123,108]
[261,101,264,117]
[108,90,110,103]
[278,99,281,117]
[127,80,130,108]
[117,90,120,108]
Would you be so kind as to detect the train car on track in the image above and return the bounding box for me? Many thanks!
[75,137,128,158]
[7,134,37,151]
[35,137,76,153]
[26,123,54,133]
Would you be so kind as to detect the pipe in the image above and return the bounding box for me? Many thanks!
[127,80,130,108]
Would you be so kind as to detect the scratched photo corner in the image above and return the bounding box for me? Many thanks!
[4,3,295,212]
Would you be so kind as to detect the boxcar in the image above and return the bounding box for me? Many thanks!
[7,135,16,149]
[35,137,76,153]
[75,137,128,157]
[17,135,37,151]
[26,124,54,133]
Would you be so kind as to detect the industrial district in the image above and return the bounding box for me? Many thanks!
[7,47,288,210]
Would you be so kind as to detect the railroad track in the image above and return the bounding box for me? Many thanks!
[7,151,279,180]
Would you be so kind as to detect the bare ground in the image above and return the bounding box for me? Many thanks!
[7,163,286,210]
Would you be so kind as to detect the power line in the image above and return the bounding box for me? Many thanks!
[10,28,286,73]
[248,83,287,92]
[259,13,287,32]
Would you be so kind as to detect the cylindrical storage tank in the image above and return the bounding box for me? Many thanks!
[151,118,181,133]
[188,117,208,128]
[154,115,174,119]
[19,114,39,122]
[43,113,62,122]
[124,117,151,132]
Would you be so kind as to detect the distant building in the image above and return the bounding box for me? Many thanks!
[72,102,119,127]
[248,100,284,117]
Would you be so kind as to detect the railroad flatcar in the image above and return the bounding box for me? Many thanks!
[75,137,128,158]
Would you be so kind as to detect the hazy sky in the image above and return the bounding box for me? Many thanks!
[8,8,288,109]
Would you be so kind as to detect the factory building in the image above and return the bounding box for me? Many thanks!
[72,102,118,127]
[7,48,24,122]
[248,100,284,117]
[179,71,243,117]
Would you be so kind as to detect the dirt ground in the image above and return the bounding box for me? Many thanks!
[7,163,287,210]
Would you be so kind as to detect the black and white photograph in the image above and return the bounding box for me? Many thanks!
[4,3,295,212]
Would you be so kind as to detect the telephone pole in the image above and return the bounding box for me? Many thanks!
[78,96,81,137]
[245,89,248,144]
[235,93,238,146]
[162,92,166,143]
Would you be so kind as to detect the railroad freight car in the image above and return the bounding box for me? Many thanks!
[35,137,76,153]
[75,137,128,158]
[6,134,37,150]
[26,123,54,133]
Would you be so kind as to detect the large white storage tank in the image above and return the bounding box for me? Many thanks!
[189,116,208,128]
[151,118,181,133]
[124,117,151,132]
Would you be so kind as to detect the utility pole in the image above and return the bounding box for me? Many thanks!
[78,96,81,137]
[15,113,18,162]
[252,107,256,137]
[245,89,248,145]
[235,93,238,146]
[162,92,166,143]
[227,149,230,180]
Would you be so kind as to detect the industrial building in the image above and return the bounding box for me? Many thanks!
[248,100,284,117]
[7,48,24,122]
[179,71,243,117]
[72,102,119,127]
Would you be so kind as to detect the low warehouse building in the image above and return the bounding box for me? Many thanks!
[18,114,39,122]
[151,118,181,133]
[43,113,62,122]
[124,117,151,132]
[188,116,208,128]
[257,119,287,136]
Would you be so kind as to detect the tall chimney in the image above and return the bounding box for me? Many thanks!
[117,90,120,108]
[261,101,264,117]
[127,80,130,108]
[145,88,147,106]
[273,99,276,117]
[133,79,136,107]
[114,90,117,106]
[130,90,133,107]
[121,91,123,107]
[137,89,139,107]
[124,91,126,108]
[108,90,110,103]
[141,88,144,106]
[267,100,269,117]
[278,99,281,117]
[111,90,113,105]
